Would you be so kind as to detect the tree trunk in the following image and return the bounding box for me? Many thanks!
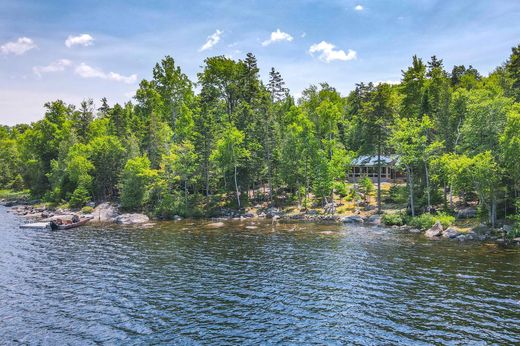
[377,137,382,214]
[407,166,415,217]
[184,180,188,210]
[491,193,496,228]
[443,182,448,210]
[234,163,240,208]
[305,158,310,208]
[424,160,431,211]
[449,184,453,209]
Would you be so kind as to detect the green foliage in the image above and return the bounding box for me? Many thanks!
[5,45,520,224]
[384,184,408,204]
[120,156,156,211]
[81,206,94,214]
[358,177,374,203]
[382,213,405,226]
[407,212,455,230]
[69,185,91,208]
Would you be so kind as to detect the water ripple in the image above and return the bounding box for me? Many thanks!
[1,207,519,344]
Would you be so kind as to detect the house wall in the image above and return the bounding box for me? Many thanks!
[349,166,406,183]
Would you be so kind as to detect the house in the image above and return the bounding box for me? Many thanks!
[349,155,405,182]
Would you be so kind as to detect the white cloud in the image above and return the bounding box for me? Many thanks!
[1,37,36,55]
[33,59,72,77]
[262,29,294,46]
[309,41,357,63]
[301,32,307,38]
[199,29,223,51]
[75,63,137,83]
[354,4,364,11]
[65,34,94,48]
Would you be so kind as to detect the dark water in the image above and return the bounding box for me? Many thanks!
[1,207,519,345]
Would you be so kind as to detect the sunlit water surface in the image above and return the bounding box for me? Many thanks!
[1,206,519,345]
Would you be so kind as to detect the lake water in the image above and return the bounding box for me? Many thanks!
[1,206,519,345]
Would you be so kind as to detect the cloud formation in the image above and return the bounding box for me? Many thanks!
[354,5,364,11]
[309,41,357,62]
[33,59,72,76]
[75,63,137,83]
[262,29,294,46]
[65,34,94,47]
[199,30,223,51]
[1,37,37,55]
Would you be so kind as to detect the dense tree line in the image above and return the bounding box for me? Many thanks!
[1,45,520,228]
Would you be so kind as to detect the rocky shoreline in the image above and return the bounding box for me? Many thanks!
[2,200,518,245]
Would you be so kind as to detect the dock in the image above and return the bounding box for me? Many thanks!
[20,222,51,229]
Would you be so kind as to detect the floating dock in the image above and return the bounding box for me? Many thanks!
[20,222,51,229]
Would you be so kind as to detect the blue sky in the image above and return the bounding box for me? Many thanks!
[1,0,519,125]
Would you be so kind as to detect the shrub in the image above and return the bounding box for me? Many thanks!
[69,186,91,208]
[407,212,455,230]
[81,206,94,214]
[382,213,405,226]
[358,177,374,203]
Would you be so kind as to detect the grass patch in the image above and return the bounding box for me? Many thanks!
[0,189,30,201]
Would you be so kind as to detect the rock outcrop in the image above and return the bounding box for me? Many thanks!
[115,213,150,225]
[425,221,443,238]
[341,215,364,224]
[442,227,461,239]
[91,203,119,223]
[367,214,382,225]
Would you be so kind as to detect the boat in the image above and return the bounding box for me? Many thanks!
[50,218,91,230]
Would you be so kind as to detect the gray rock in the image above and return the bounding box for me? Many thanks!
[409,228,421,233]
[266,207,283,218]
[425,221,443,238]
[442,227,461,239]
[458,231,477,241]
[367,214,382,225]
[91,203,119,223]
[173,215,182,221]
[341,215,364,224]
[116,213,150,225]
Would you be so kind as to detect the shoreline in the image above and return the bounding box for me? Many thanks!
[3,200,517,245]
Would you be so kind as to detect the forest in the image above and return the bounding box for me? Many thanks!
[1,44,520,232]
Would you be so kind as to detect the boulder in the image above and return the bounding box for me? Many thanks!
[116,213,150,225]
[367,214,382,225]
[442,227,460,239]
[206,222,225,228]
[341,215,364,224]
[266,207,283,218]
[91,203,119,223]
[425,221,443,238]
